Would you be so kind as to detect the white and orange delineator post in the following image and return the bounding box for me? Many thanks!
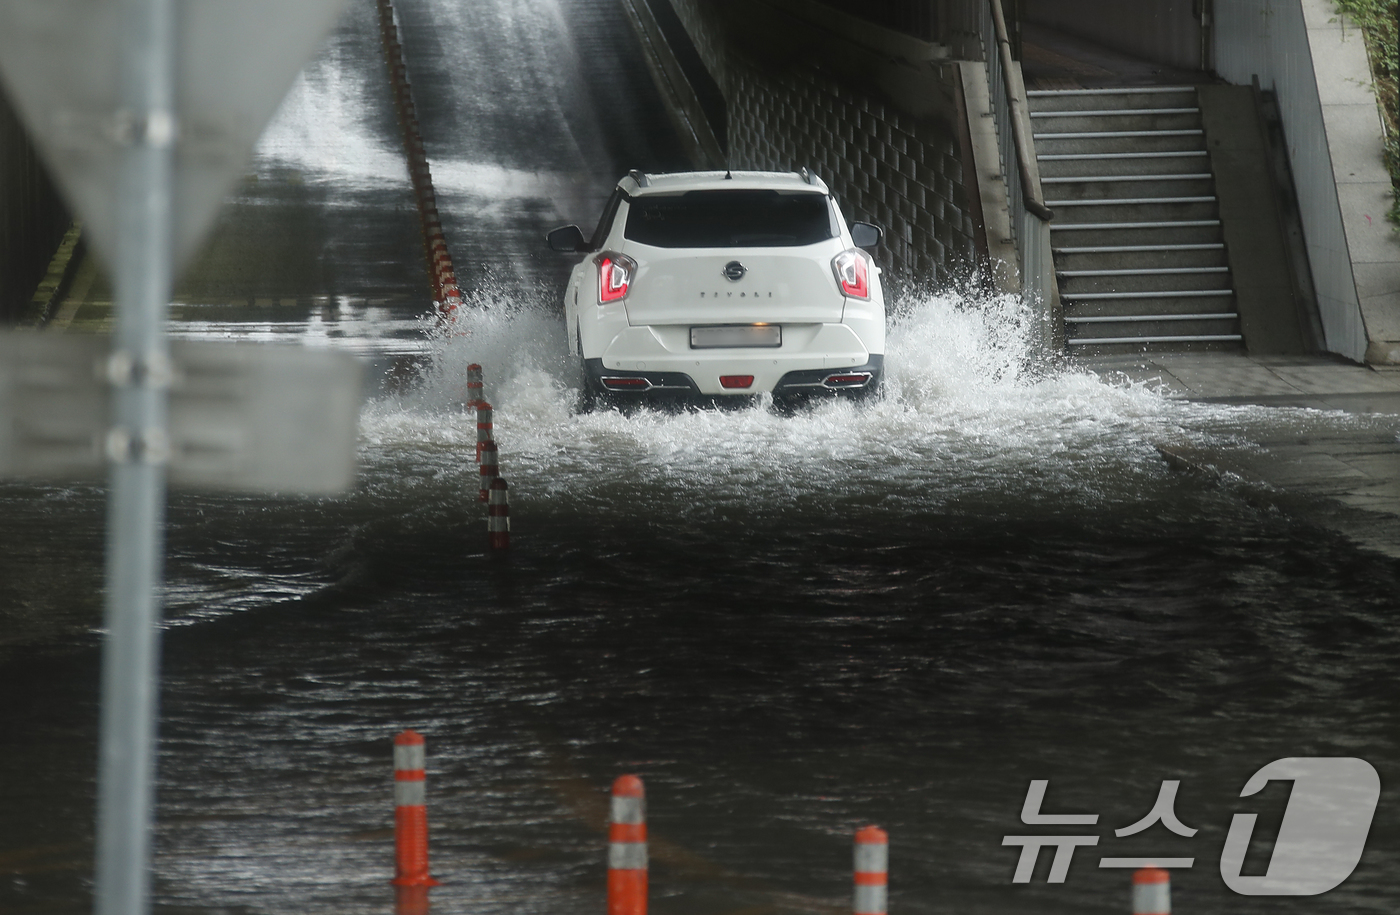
[488,477,510,551]
[466,363,485,408]
[1133,867,1171,915]
[479,440,499,502]
[392,730,440,889]
[476,400,493,462]
[854,825,888,915]
[608,775,648,915]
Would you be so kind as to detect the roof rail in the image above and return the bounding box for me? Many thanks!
[627,169,649,188]
[799,166,815,185]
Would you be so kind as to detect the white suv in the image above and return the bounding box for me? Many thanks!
[548,169,885,405]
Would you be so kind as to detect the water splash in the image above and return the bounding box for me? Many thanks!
[357,288,1265,524]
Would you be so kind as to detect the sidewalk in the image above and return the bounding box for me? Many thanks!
[1080,352,1400,557]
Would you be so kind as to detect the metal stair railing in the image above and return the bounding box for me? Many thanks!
[979,0,1059,351]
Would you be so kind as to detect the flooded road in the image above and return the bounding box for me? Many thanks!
[2,1,1399,914]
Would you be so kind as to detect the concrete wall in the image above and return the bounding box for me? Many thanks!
[816,0,938,42]
[661,0,980,286]
[661,0,728,87]
[727,58,976,282]
[1215,0,1400,363]
[1026,0,1204,71]
[0,88,70,324]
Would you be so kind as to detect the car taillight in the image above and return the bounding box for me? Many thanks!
[595,252,637,304]
[719,375,754,389]
[823,372,872,388]
[831,249,870,300]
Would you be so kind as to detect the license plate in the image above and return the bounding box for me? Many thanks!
[690,324,781,349]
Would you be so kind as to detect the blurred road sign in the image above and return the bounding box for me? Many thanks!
[169,340,363,491]
[0,333,363,493]
[0,5,359,912]
[0,334,107,478]
[0,0,350,272]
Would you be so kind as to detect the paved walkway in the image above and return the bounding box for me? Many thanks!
[1080,352,1400,556]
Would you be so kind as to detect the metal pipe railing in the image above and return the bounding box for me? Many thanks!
[988,0,1053,222]
[979,0,1019,255]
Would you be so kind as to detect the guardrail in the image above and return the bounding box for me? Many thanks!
[988,0,1052,223]
[376,0,464,322]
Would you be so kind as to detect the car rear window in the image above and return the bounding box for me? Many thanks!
[623,190,835,247]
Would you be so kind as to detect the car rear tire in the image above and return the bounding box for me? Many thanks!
[577,355,601,413]
[576,327,608,413]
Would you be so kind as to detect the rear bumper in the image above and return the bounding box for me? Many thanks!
[594,323,875,395]
[585,355,883,398]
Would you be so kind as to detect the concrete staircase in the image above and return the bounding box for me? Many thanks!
[1027,86,1243,353]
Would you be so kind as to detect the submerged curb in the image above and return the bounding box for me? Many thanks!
[27,221,85,327]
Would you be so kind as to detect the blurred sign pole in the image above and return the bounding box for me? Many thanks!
[97,1,176,913]
[0,1,354,907]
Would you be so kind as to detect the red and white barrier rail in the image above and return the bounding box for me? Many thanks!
[392,730,439,888]
[608,775,648,915]
[375,0,463,321]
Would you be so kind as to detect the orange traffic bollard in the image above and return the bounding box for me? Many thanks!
[1133,868,1170,915]
[608,775,647,915]
[392,730,440,888]
[488,478,510,551]
[854,825,887,915]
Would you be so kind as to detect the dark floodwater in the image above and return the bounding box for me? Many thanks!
[2,1,1399,914]
[6,297,1400,915]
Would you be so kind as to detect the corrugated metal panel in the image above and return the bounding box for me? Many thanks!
[1214,0,1365,360]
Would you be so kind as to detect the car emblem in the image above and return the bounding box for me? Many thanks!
[722,261,746,282]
